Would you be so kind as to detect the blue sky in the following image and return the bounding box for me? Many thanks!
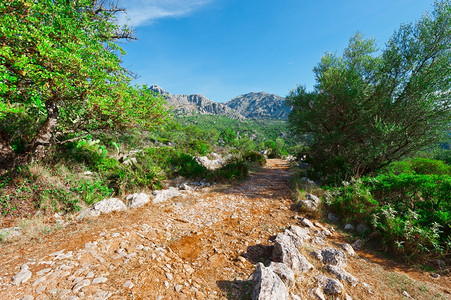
[119,0,436,102]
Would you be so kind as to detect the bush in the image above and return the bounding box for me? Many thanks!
[71,179,112,206]
[215,157,248,180]
[169,153,210,179]
[243,151,266,166]
[326,171,451,260]
[386,158,451,175]
[325,179,379,223]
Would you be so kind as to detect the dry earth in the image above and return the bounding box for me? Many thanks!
[0,159,449,299]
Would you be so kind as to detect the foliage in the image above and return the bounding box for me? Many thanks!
[169,152,210,179]
[384,157,451,175]
[243,151,266,166]
[0,0,167,158]
[325,179,379,223]
[176,114,295,152]
[0,163,113,215]
[288,1,451,183]
[264,138,289,158]
[215,156,248,180]
[326,159,451,260]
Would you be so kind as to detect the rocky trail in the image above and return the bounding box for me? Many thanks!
[0,159,449,300]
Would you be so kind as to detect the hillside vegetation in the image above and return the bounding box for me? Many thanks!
[290,1,451,261]
[0,1,284,220]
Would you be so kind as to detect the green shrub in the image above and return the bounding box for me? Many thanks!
[65,138,121,175]
[367,174,451,230]
[243,151,266,166]
[71,179,113,205]
[385,158,451,175]
[187,139,212,156]
[326,172,451,260]
[169,153,210,179]
[325,179,379,223]
[215,157,248,180]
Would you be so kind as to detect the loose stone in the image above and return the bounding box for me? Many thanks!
[92,277,108,284]
[12,264,32,285]
[174,284,183,292]
[36,268,52,276]
[72,279,91,293]
[315,275,344,295]
[340,243,356,257]
[123,280,134,289]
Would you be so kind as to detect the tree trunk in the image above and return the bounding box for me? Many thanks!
[30,100,59,156]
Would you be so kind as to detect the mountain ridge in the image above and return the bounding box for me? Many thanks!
[150,85,291,120]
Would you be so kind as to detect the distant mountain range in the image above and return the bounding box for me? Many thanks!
[150,85,291,120]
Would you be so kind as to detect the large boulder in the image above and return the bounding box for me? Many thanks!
[284,229,306,249]
[315,275,344,295]
[126,193,150,208]
[299,193,321,212]
[268,262,295,287]
[326,265,359,286]
[152,187,181,204]
[340,243,355,257]
[252,263,289,300]
[287,225,311,241]
[12,264,32,285]
[196,154,225,170]
[272,233,314,274]
[78,198,127,220]
[313,248,347,267]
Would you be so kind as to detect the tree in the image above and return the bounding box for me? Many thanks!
[288,1,451,182]
[0,0,167,167]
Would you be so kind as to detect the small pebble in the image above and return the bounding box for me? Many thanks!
[175,284,183,292]
[402,291,412,298]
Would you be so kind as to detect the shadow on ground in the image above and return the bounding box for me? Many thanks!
[217,279,253,300]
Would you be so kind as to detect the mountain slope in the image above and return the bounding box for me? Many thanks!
[225,92,291,120]
[150,85,291,120]
[150,85,241,119]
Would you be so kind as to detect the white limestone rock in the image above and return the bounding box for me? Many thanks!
[252,263,289,300]
[126,193,150,208]
[268,262,295,287]
[298,217,316,229]
[315,275,344,295]
[152,187,181,204]
[273,233,314,274]
[77,198,127,220]
[340,243,356,257]
[12,264,32,285]
[313,248,347,267]
[326,265,359,286]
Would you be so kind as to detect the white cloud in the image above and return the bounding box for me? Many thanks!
[118,0,212,27]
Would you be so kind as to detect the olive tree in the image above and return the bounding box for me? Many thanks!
[0,0,167,166]
[288,1,451,182]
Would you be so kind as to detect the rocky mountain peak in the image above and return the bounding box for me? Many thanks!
[150,85,291,120]
[149,85,169,96]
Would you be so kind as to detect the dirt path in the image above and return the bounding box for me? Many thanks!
[0,159,449,300]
